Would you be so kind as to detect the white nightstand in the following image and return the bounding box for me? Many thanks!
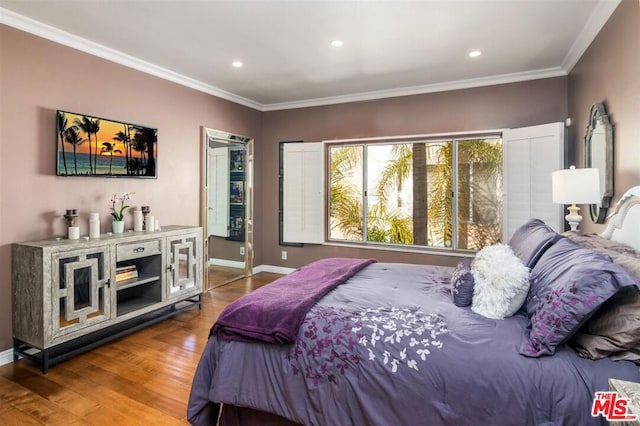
[608,379,640,425]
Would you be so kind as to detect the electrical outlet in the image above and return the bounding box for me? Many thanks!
[240,246,245,256]
[281,251,287,260]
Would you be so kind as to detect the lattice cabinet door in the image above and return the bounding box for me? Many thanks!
[51,246,111,340]
[166,231,202,299]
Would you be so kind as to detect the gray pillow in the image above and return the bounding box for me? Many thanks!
[508,219,561,269]
[520,237,640,357]
[562,231,640,256]
[451,258,474,307]
[598,251,640,282]
[570,286,640,364]
[563,232,640,281]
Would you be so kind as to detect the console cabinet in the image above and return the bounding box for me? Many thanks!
[12,225,202,372]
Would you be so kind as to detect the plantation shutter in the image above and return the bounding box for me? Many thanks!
[208,147,230,237]
[283,142,324,243]
[503,123,564,241]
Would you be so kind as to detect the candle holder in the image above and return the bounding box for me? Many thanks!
[64,209,78,227]
[141,206,151,227]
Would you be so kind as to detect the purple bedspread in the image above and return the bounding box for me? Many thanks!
[210,257,376,344]
[189,262,640,426]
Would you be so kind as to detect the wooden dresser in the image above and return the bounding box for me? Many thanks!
[12,225,203,373]
[609,379,640,425]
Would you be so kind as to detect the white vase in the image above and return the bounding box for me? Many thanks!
[89,212,100,238]
[145,215,155,231]
[133,209,144,231]
[112,220,125,234]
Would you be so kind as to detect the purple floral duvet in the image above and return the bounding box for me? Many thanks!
[188,263,640,426]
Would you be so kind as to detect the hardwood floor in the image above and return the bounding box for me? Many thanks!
[0,272,283,425]
[207,265,246,289]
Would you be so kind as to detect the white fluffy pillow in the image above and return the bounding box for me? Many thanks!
[471,244,530,319]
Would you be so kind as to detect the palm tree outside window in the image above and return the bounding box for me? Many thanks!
[328,136,503,251]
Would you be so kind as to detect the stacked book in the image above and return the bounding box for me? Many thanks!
[116,265,138,283]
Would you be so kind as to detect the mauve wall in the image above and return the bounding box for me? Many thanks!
[260,78,569,269]
[568,0,640,233]
[0,25,262,351]
[4,1,635,355]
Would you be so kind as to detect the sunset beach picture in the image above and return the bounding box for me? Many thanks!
[57,110,157,178]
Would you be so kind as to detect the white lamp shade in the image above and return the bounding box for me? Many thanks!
[552,167,601,204]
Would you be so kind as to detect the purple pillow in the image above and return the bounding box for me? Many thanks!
[508,219,561,269]
[520,237,640,357]
[451,258,474,307]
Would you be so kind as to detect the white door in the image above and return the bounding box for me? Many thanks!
[208,147,229,237]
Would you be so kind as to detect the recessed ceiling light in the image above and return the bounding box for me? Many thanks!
[232,60,243,68]
[468,50,482,58]
[330,40,343,47]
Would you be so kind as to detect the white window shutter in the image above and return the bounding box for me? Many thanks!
[503,123,564,241]
[283,142,324,243]
[208,147,230,237]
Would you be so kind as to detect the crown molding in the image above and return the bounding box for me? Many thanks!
[560,0,621,73]
[261,67,567,111]
[1,3,610,113]
[0,7,263,111]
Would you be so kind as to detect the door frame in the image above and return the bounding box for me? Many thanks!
[200,127,254,291]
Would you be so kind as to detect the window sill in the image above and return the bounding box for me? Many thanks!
[322,241,475,258]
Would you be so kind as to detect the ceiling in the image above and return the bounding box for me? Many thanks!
[0,0,620,111]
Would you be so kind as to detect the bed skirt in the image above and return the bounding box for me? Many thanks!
[220,405,302,426]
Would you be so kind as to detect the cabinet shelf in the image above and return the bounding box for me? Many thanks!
[117,297,158,316]
[116,274,161,291]
[228,148,245,242]
[116,280,161,317]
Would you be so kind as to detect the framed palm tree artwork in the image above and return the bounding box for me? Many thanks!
[56,110,157,178]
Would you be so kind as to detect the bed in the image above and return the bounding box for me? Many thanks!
[188,194,640,426]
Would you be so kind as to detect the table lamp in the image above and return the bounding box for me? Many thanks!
[552,166,601,231]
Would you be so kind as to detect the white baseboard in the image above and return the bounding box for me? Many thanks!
[252,264,295,275]
[0,348,14,366]
[208,258,246,269]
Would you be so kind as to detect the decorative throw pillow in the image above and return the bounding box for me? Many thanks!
[470,244,530,319]
[508,219,561,269]
[520,237,640,357]
[570,286,640,364]
[451,258,474,307]
[563,232,640,281]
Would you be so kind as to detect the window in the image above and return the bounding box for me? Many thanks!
[328,137,503,251]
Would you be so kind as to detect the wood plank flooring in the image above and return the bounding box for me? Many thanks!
[0,272,282,425]
[207,265,246,289]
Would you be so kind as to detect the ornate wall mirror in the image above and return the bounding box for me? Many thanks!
[201,127,254,290]
[584,102,614,223]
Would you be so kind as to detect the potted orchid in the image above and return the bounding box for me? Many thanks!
[110,191,134,233]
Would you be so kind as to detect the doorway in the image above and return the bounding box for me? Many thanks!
[201,127,253,290]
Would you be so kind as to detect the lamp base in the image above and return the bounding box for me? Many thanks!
[565,204,582,232]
